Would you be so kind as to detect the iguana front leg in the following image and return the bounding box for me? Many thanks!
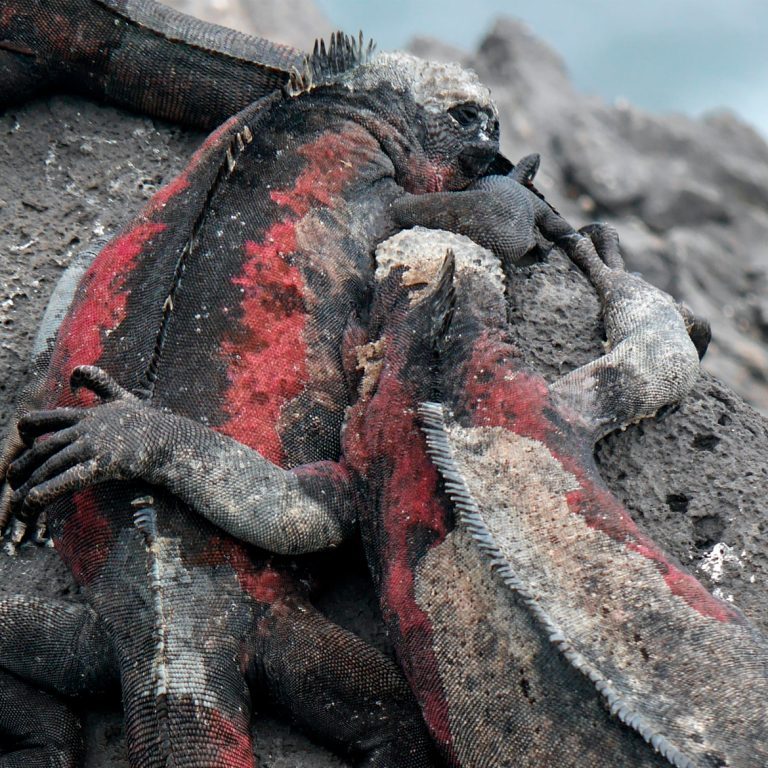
[8,366,357,555]
[391,158,575,265]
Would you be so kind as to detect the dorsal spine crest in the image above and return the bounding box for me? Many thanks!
[131,496,172,762]
[287,31,376,96]
[137,121,255,399]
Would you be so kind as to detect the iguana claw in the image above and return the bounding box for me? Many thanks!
[0,418,29,550]
[8,366,149,517]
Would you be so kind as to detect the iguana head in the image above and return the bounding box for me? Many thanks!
[288,34,501,191]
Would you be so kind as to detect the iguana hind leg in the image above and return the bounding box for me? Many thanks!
[253,597,439,768]
[0,596,117,766]
[551,225,706,440]
[0,669,83,768]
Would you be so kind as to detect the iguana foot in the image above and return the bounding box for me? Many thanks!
[8,365,153,517]
[552,224,704,436]
[391,156,576,266]
[565,223,711,357]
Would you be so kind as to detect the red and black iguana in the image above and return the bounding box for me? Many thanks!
[16,216,768,767]
[0,1,572,765]
[3,2,767,767]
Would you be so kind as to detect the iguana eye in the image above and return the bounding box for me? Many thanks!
[448,104,483,127]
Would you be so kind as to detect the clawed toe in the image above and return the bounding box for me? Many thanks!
[2,518,27,556]
[1,428,25,543]
[676,302,711,359]
[70,365,134,402]
[558,230,609,280]
[510,153,541,185]
[557,224,628,294]
[17,409,82,446]
[579,224,624,270]
[33,510,50,545]
[0,483,12,532]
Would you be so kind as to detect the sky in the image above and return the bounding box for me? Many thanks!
[314,0,768,138]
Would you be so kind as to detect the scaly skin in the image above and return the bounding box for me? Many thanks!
[0,31,497,768]
[0,0,302,129]
[18,216,768,765]
[0,5,579,763]
[340,226,768,767]
[2,87,437,768]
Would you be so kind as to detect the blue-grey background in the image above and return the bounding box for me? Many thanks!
[315,0,768,137]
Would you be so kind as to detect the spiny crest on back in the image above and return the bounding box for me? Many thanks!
[286,36,495,121]
[287,31,376,96]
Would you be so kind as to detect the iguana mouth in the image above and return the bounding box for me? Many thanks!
[457,140,498,178]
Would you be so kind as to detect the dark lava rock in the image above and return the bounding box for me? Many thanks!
[466,18,768,411]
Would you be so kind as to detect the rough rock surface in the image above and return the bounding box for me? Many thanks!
[1,3,768,766]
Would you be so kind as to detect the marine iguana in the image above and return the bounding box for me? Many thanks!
[341,224,768,767]
[5,2,765,766]
[0,1,575,764]
[18,216,768,767]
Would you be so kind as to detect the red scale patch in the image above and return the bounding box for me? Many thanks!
[199,535,297,607]
[219,229,307,464]
[344,359,457,759]
[48,221,166,406]
[219,128,372,462]
[207,707,255,768]
[59,488,114,585]
[145,173,190,214]
[270,127,383,217]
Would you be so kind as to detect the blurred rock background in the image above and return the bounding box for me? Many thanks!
[2,1,768,765]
